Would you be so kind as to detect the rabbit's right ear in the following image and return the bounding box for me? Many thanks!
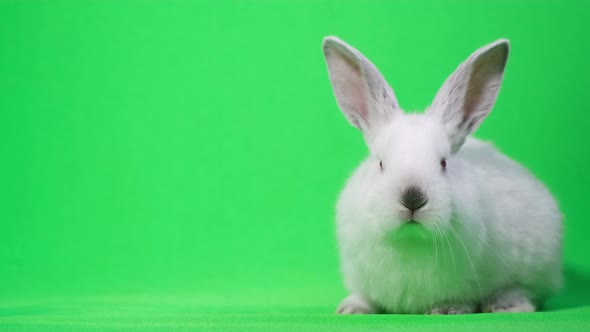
[428,40,509,153]
[323,37,400,140]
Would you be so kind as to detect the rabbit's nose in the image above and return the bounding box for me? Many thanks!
[400,186,428,212]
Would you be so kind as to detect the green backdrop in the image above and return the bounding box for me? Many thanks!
[1,0,589,331]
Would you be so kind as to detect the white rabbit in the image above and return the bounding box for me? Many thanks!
[322,37,562,314]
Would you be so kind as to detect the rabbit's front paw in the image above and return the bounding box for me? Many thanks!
[428,304,475,315]
[336,294,377,314]
[484,288,536,313]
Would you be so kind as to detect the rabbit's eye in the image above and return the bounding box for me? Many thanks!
[379,160,384,172]
[440,158,447,170]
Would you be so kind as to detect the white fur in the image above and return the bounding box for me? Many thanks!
[323,37,562,314]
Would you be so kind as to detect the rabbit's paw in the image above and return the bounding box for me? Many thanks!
[484,288,535,313]
[428,304,475,315]
[336,294,377,314]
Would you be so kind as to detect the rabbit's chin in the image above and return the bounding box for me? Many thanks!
[379,222,442,259]
[385,221,436,246]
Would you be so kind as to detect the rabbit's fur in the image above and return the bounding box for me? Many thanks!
[323,37,562,314]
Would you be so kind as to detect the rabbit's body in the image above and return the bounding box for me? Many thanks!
[322,37,562,314]
[337,136,562,314]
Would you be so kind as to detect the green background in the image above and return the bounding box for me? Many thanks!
[1,0,589,330]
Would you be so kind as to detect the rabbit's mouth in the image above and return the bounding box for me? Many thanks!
[386,220,433,244]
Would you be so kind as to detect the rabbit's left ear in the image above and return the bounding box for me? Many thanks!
[429,40,509,153]
[323,37,401,141]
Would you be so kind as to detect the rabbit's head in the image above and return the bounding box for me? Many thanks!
[323,37,509,236]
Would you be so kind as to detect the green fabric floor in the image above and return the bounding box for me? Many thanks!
[0,299,589,332]
[0,308,589,332]
[2,268,589,331]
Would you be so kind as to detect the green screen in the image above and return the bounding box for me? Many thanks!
[1,0,589,330]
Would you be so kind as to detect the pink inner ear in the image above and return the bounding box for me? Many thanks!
[463,50,505,123]
[341,71,368,126]
[327,47,368,128]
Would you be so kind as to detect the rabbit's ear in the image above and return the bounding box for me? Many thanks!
[323,37,400,139]
[429,40,509,153]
